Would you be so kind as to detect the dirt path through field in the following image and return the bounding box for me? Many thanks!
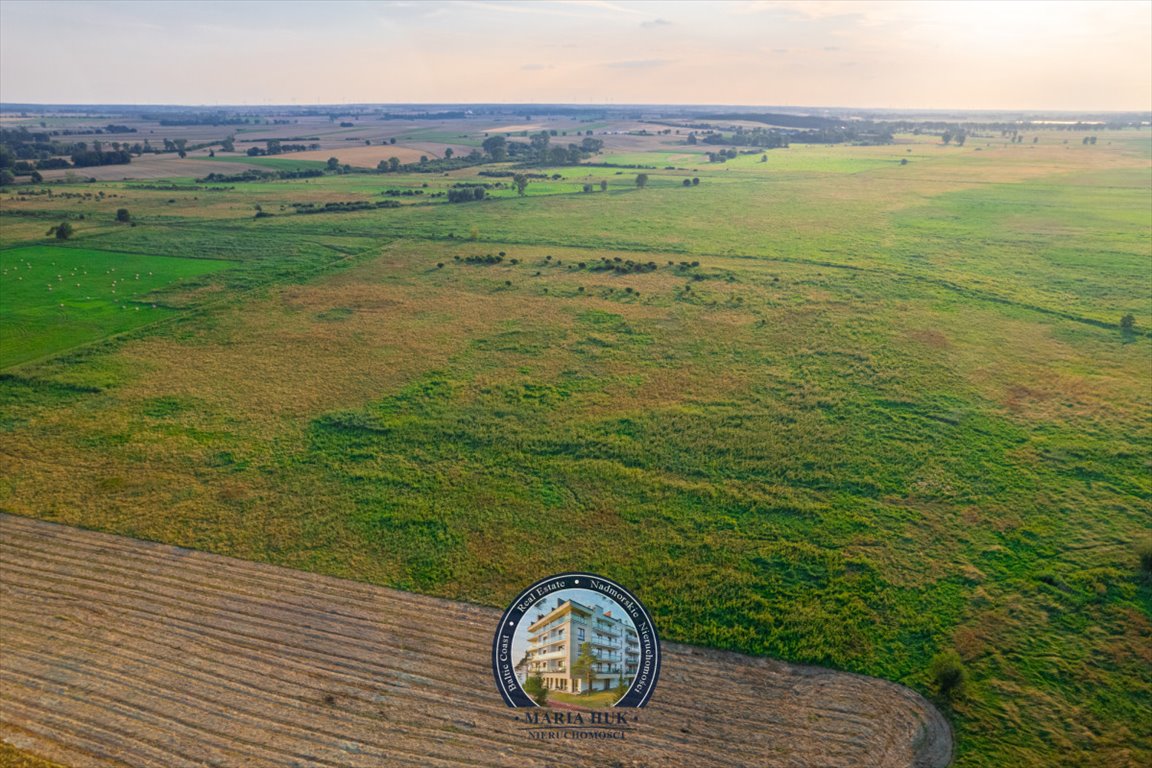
[0,514,952,767]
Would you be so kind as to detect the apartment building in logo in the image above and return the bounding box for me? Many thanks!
[523,598,640,693]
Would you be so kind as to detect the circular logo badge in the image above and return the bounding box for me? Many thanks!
[493,573,660,708]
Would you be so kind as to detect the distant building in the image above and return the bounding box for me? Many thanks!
[524,598,639,693]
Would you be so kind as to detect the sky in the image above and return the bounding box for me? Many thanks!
[1,0,1149,111]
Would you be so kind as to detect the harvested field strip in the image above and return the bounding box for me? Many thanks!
[0,514,952,768]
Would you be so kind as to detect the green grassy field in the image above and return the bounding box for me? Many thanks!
[205,155,332,171]
[394,127,484,146]
[0,245,233,368]
[547,690,621,709]
[1,128,1149,767]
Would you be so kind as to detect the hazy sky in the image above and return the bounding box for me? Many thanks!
[1,0,1149,110]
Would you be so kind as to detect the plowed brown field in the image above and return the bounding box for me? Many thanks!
[0,514,952,767]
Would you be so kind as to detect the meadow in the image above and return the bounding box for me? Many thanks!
[0,121,1149,767]
[0,245,233,368]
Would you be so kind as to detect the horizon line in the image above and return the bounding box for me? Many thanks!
[2,101,1150,116]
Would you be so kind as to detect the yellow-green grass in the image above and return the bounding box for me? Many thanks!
[0,130,1149,768]
[393,127,484,146]
[59,137,1135,331]
[596,150,706,166]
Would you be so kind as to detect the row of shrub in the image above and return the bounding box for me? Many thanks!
[446,187,486,203]
[196,169,325,183]
[290,200,401,214]
[455,253,514,265]
[478,171,552,179]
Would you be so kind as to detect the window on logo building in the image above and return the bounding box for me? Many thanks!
[578,627,585,641]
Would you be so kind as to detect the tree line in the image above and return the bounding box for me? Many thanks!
[1,128,136,174]
[687,124,891,148]
[477,133,604,165]
[196,169,325,183]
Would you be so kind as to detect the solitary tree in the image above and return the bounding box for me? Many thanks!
[523,675,549,705]
[53,222,74,240]
[928,651,967,699]
[326,157,340,171]
[612,676,632,699]
[1138,537,1152,583]
[116,208,131,223]
[482,135,508,162]
[1120,313,1136,333]
[513,174,529,196]
[635,173,649,189]
[571,642,598,694]
[600,179,608,192]
[530,131,550,160]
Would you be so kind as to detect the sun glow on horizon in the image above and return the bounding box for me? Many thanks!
[1,0,1149,110]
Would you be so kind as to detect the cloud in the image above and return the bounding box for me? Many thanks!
[555,0,643,14]
[457,0,641,19]
[456,1,590,18]
[521,63,556,71]
[733,1,878,22]
[602,58,674,69]
[640,18,672,28]
[375,2,452,21]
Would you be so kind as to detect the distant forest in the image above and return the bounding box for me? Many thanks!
[2,103,1147,183]
[0,126,135,176]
